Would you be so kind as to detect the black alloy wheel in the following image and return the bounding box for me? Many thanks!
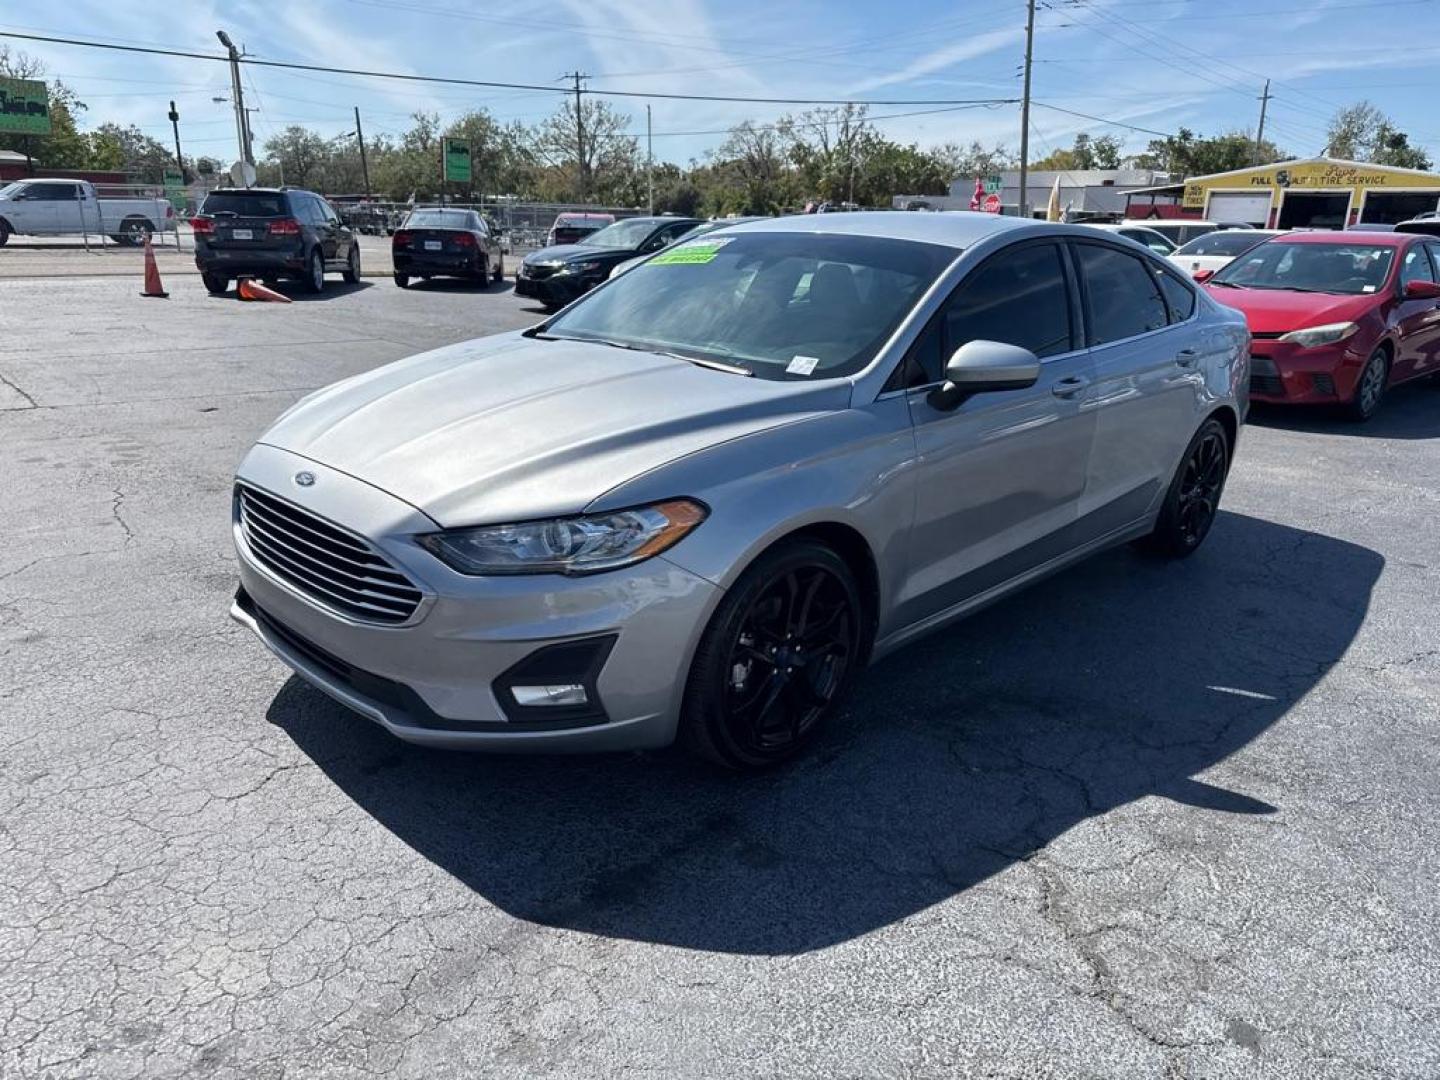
[1137,417,1230,558]
[683,542,862,769]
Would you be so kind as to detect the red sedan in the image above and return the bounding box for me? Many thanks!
[1203,228,1440,420]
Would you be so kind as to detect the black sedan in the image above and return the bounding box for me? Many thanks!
[392,208,504,288]
[515,216,703,309]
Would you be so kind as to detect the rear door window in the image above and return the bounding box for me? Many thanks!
[1155,265,1197,322]
[201,192,288,217]
[1074,243,1170,345]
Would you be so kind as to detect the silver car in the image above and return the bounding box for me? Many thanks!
[230,213,1249,769]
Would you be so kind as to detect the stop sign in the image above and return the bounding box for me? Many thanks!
[982,193,1002,214]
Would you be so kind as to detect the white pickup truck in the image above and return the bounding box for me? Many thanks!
[0,178,173,246]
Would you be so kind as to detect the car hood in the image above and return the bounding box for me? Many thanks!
[524,243,631,264]
[1204,286,1378,334]
[258,334,849,527]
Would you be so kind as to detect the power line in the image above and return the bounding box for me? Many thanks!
[1032,102,1176,138]
[0,30,1019,108]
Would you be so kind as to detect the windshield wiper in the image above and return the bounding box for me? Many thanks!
[534,332,752,375]
[1208,280,1243,288]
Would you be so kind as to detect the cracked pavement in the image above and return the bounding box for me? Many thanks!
[2,275,1438,1078]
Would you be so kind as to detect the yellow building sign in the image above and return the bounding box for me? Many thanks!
[1182,158,1440,212]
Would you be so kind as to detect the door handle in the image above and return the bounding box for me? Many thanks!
[1175,348,1200,368]
[1051,375,1091,398]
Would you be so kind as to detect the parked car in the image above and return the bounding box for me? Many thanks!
[1081,222,1177,255]
[229,213,1247,768]
[515,215,704,308]
[608,217,765,279]
[1205,230,1440,420]
[1123,219,1252,247]
[0,178,172,246]
[1170,229,1283,278]
[546,212,614,247]
[191,187,359,295]
[391,208,503,288]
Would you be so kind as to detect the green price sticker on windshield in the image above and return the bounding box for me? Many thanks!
[651,237,731,265]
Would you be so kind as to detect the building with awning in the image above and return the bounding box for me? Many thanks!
[1124,157,1440,229]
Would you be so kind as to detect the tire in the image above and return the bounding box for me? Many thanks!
[1136,417,1231,559]
[1344,347,1388,422]
[393,272,409,289]
[680,540,864,770]
[119,217,153,246]
[0,219,10,247]
[342,244,361,284]
[476,255,490,286]
[492,254,504,283]
[201,270,229,295]
[304,249,325,294]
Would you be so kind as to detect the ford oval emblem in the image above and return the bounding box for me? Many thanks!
[293,471,316,488]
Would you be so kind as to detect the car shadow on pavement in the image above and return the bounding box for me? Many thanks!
[398,278,514,294]
[1248,382,1440,439]
[273,280,374,302]
[269,510,1381,956]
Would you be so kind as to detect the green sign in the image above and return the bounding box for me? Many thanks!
[442,138,472,183]
[983,174,1003,195]
[163,168,186,212]
[0,77,51,136]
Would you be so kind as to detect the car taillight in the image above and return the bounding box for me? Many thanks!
[453,232,476,248]
[268,218,302,236]
[190,217,214,235]
[393,230,412,247]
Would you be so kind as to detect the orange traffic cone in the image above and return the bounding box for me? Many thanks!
[139,234,168,298]
[236,276,292,303]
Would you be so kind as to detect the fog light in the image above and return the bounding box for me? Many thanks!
[510,684,588,707]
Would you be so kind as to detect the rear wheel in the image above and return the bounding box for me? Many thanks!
[1136,418,1230,558]
[393,272,409,289]
[492,254,504,283]
[305,249,325,294]
[342,244,361,284]
[0,219,10,246]
[681,541,863,769]
[118,217,153,246]
[1345,348,1388,421]
[201,270,229,295]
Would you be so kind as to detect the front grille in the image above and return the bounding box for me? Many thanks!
[236,484,423,624]
[1250,331,1286,340]
[522,263,558,280]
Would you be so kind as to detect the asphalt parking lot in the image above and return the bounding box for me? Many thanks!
[2,272,1439,1079]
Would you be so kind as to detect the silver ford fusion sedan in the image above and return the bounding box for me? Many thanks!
[231,212,1248,769]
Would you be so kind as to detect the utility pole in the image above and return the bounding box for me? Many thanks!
[564,71,589,202]
[1254,80,1272,165]
[646,104,653,214]
[1018,0,1036,219]
[167,100,185,179]
[216,30,252,168]
[354,106,372,201]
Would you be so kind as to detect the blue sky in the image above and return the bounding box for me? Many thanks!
[5,0,1440,170]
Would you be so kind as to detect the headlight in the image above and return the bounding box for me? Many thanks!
[417,499,707,576]
[556,260,604,276]
[1278,322,1359,348]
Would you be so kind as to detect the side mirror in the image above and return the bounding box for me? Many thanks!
[927,340,1041,411]
[1403,279,1440,300]
[1193,268,1215,282]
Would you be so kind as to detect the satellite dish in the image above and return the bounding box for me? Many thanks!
[228,160,257,188]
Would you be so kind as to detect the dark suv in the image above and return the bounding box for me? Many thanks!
[191,187,360,295]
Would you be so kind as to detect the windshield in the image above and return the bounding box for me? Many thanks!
[579,218,668,249]
[404,210,473,229]
[1176,232,1270,257]
[544,231,954,381]
[1212,242,1395,294]
[201,191,287,217]
[0,182,20,199]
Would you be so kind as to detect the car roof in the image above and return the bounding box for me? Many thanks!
[720,210,1050,250]
[554,212,612,222]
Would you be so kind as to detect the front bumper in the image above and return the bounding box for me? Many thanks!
[513,270,595,305]
[1249,339,1367,405]
[230,443,721,752]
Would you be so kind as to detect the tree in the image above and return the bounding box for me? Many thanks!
[533,97,638,203]
[0,46,90,170]
[932,140,1015,183]
[1032,132,1124,171]
[1134,127,1286,176]
[1326,101,1431,170]
[708,121,794,214]
[260,126,332,189]
[87,123,175,182]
